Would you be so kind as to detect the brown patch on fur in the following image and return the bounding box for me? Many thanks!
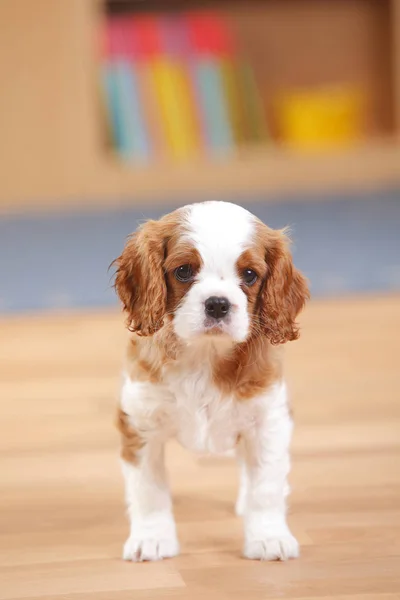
[116,408,145,465]
[163,241,202,273]
[126,338,161,383]
[236,248,268,323]
[253,221,309,345]
[125,324,183,385]
[213,222,308,400]
[164,243,202,320]
[213,337,283,400]
[113,210,186,336]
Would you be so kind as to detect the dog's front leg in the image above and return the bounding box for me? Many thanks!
[118,379,179,562]
[239,381,299,561]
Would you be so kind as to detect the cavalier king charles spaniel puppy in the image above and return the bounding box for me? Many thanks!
[114,201,309,562]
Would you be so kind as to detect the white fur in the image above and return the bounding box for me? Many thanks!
[120,201,298,562]
[174,202,254,342]
[121,457,179,562]
[239,381,299,560]
[121,359,297,562]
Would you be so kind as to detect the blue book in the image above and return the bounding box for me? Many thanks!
[186,13,234,155]
[192,58,233,154]
[105,18,150,161]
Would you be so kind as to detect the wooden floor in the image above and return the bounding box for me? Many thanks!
[0,296,399,600]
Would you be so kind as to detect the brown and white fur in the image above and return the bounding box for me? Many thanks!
[113,201,309,562]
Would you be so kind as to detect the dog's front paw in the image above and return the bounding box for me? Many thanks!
[243,532,299,561]
[123,513,179,562]
[123,534,180,562]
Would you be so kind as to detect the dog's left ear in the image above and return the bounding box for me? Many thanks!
[259,229,309,345]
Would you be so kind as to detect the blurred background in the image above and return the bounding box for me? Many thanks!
[1,2,400,597]
[0,0,400,312]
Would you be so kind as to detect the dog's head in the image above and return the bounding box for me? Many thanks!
[113,202,309,345]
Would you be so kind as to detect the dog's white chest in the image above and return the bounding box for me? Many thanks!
[167,362,246,455]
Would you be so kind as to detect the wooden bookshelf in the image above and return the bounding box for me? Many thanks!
[0,0,399,214]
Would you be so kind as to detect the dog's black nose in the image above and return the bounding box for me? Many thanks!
[205,296,231,320]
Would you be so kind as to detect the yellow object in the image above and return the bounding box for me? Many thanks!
[151,59,199,160]
[277,85,364,150]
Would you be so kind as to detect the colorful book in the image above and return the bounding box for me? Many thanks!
[185,12,234,155]
[99,9,268,161]
[220,58,248,145]
[126,16,163,159]
[237,61,268,143]
[160,16,201,159]
[134,16,200,160]
[106,17,149,161]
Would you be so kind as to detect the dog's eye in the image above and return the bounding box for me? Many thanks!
[174,264,193,282]
[242,268,258,286]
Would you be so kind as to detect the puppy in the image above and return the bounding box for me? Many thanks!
[113,201,309,562]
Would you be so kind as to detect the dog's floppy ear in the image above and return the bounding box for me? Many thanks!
[258,228,309,345]
[113,220,167,336]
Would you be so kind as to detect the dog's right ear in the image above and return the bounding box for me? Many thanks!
[113,220,167,336]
